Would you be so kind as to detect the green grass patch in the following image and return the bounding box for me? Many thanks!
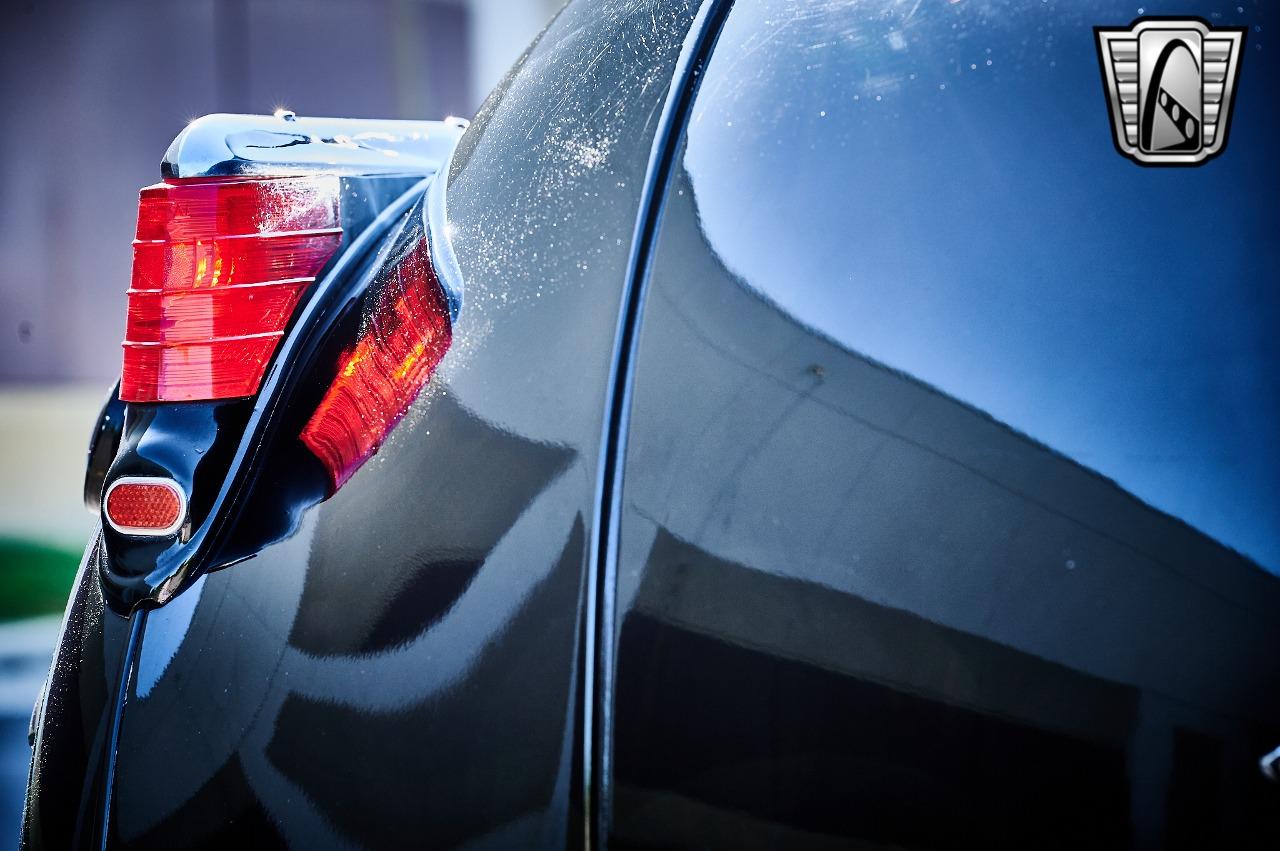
[0,538,82,621]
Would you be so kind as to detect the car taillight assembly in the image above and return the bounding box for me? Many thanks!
[300,234,452,491]
[121,176,343,402]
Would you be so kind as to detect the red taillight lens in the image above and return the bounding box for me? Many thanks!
[104,478,186,536]
[300,237,452,491]
[121,176,343,403]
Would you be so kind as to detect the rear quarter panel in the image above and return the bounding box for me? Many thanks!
[608,1,1280,848]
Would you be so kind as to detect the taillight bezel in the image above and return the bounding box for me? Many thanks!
[103,476,188,538]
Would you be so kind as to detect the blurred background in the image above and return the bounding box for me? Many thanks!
[0,0,559,838]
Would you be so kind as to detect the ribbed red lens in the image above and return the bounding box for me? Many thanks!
[135,178,340,241]
[300,238,452,491]
[122,336,283,400]
[105,480,185,535]
[120,176,342,403]
[130,232,340,292]
[126,281,309,344]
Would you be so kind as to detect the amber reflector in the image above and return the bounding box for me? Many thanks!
[300,237,452,491]
[104,479,186,536]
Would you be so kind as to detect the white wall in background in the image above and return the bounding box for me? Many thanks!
[468,0,563,108]
[0,386,101,548]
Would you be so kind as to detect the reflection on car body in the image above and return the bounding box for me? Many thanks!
[23,0,1279,849]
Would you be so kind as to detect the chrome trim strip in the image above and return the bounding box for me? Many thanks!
[162,113,465,179]
[96,608,146,851]
[425,145,464,321]
[584,0,736,843]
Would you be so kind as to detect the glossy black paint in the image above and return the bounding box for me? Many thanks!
[27,0,1280,848]
[609,1,1280,848]
[82,383,124,514]
[27,1,704,848]
[609,168,1280,848]
[24,540,132,848]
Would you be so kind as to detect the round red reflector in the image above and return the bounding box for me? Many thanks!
[104,478,186,536]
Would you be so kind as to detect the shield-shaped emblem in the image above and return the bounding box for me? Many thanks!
[1095,18,1247,166]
